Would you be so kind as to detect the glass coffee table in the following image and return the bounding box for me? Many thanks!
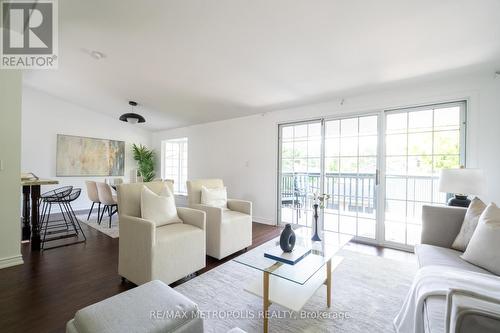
[233,228,352,333]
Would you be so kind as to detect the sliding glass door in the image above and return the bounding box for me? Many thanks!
[278,114,379,241]
[279,120,322,227]
[322,115,378,240]
[277,101,466,248]
[383,102,466,246]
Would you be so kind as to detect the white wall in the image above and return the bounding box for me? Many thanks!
[152,72,500,225]
[21,87,152,211]
[0,71,23,269]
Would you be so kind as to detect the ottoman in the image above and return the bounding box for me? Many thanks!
[66,280,203,333]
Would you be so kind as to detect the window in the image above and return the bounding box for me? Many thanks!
[384,101,466,246]
[162,138,188,194]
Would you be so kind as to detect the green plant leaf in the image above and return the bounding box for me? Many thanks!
[132,144,155,182]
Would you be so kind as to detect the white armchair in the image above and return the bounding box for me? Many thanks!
[117,181,206,285]
[186,179,252,260]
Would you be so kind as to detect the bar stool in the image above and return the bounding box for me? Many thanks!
[40,186,86,250]
[40,186,73,232]
[60,188,86,240]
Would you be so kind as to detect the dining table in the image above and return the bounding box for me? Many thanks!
[21,177,59,251]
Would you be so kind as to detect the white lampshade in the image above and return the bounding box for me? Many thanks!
[438,168,484,195]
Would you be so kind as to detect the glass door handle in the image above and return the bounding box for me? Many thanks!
[375,169,380,186]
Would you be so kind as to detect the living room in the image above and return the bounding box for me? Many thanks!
[1,1,500,332]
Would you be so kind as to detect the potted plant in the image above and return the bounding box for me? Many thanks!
[132,144,155,182]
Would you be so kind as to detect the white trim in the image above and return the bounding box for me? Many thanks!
[161,137,188,194]
[376,110,386,246]
[276,124,282,226]
[253,216,275,225]
[0,255,24,269]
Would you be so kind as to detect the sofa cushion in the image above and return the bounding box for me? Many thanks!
[462,203,500,275]
[414,244,491,275]
[73,280,199,333]
[186,179,224,205]
[117,181,174,218]
[451,197,486,251]
[141,185,182,227]
[201,185,228,208]
[156,223,204,246]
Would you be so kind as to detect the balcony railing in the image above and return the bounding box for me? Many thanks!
[281,172,377,213]
[281,172,449,214]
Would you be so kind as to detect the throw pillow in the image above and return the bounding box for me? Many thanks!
[141,185,182,226]
[451,197,487,251]
[201,186,227,208]
[461,203,500,275]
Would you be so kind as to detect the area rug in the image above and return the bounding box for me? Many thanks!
[78,213,119,238]
[175,249,416,333]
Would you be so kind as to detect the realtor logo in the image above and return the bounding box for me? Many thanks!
[1,0,58,69]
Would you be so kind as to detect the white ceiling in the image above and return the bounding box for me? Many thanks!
[24,0,500,131]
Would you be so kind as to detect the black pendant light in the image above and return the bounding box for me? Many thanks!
[120,101,146,124]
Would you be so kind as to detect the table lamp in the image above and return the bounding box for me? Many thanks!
[438,168,484,207]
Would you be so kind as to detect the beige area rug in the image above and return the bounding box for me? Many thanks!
[175,249,417,333]
[78,212,119,238]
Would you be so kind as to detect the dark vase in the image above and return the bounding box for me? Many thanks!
[311,204,321,241]
[280,224,296,252]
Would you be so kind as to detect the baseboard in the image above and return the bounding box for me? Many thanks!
[0,255,24,269]
[253,216,276,225]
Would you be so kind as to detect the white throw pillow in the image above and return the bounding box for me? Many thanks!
[461,203,500,275]
[451,197,487,251]
[141,185,182,227]
[200,186,227,208]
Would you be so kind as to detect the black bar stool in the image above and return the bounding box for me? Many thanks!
[60,188,86,240]
[40,186,86,250]
[40,186,73,232]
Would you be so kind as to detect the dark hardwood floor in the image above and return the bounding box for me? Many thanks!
[0,222,414,333]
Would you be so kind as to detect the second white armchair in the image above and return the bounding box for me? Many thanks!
[187,179,252,260]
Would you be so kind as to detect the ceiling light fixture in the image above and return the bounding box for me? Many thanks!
[120,101,146,124]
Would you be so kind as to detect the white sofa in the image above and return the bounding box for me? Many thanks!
[417,205,500,333]
[186,179,252,260]
[66,280,203,333]
[117,181,206,285]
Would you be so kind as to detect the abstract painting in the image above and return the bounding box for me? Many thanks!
[56,134,125,176]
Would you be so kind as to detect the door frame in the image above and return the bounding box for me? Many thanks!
[277,111,383,246]
[276,100,467,252]
[276,118,323,228]
[380,100,467,251]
